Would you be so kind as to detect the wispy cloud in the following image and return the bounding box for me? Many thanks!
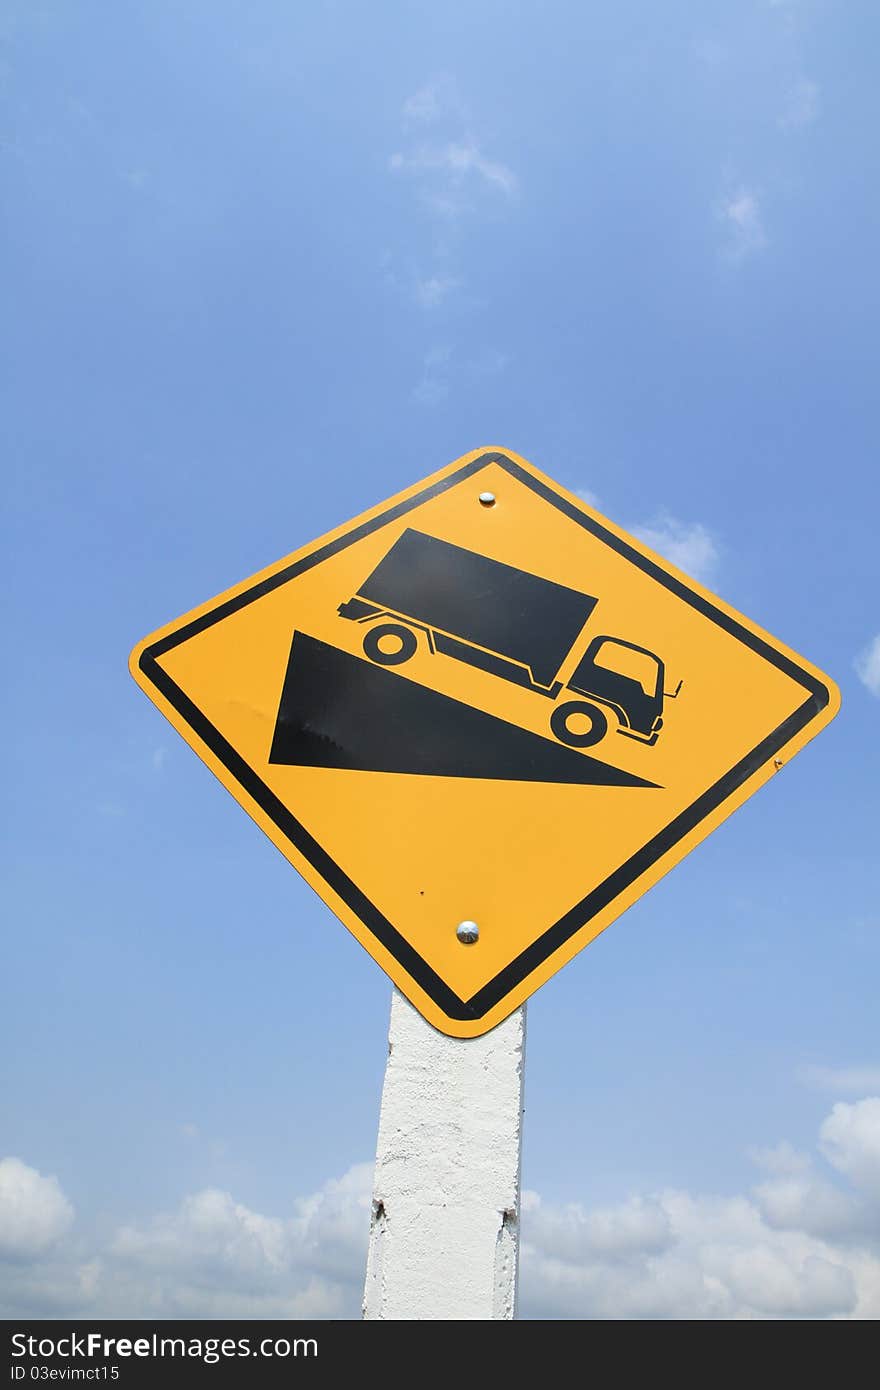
[414,273,460,309]
[403,83,445,125]
[577,487,602,510]
[410,343,510,402]
[388,80,518,398]
[747,1141,812,1176]
[780,77,819,130]
[412,346,451,406]
[855,635,880,697]
[800,1064,880,1094]
[402,76,464,126]
[718,187,767,261]
[629,513,720,584]
[465,346,509,379]
[388,79,518,320]
[389,140,518,198]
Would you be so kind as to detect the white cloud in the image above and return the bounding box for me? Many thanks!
[523,1098,880,1318]
[106,1162,374,1316]
[521,1189,859,1318]
[112,1188,291,1278]
[753,1161,864,1243]
[855,635,880,697]
[820,1099,880,1200]
[525,1194,673,1263]
[724,1247,854,1317]
[528,1097,880,1319]
[0,1158,74,1260]
[780,77,819,129]
[6,1097,880,1319]
[718,188,767,261]
[629,512,719,584]
[0,1163,374,1320]
[800,1064,880,1094]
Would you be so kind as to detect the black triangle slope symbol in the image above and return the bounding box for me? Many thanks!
[269,633,659,789]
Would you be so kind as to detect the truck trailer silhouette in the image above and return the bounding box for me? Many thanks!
[338,529,681,749]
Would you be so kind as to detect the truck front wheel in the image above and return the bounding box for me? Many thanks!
[363,623,418,666]
[551,700,608,749]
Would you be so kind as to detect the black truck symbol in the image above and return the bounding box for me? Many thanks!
[338,529,681,749]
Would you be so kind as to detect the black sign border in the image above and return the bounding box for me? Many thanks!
[139,453,831,1023]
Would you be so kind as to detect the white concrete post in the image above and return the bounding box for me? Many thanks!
[363,990,526,1320]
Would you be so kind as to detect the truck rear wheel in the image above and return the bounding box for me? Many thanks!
[551,700,608,749]
[363,622,418,666]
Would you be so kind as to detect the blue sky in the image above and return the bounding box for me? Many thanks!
[2,0,879,1318]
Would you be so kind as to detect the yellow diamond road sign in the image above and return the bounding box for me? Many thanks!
[130,447,840,1037]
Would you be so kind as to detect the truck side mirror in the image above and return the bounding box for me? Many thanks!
[664,679,683,699]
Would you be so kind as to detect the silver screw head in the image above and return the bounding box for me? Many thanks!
[478,491,496,507]
[456,920,480,945]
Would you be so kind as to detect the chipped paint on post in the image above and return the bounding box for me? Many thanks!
[363,990,526,1320]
